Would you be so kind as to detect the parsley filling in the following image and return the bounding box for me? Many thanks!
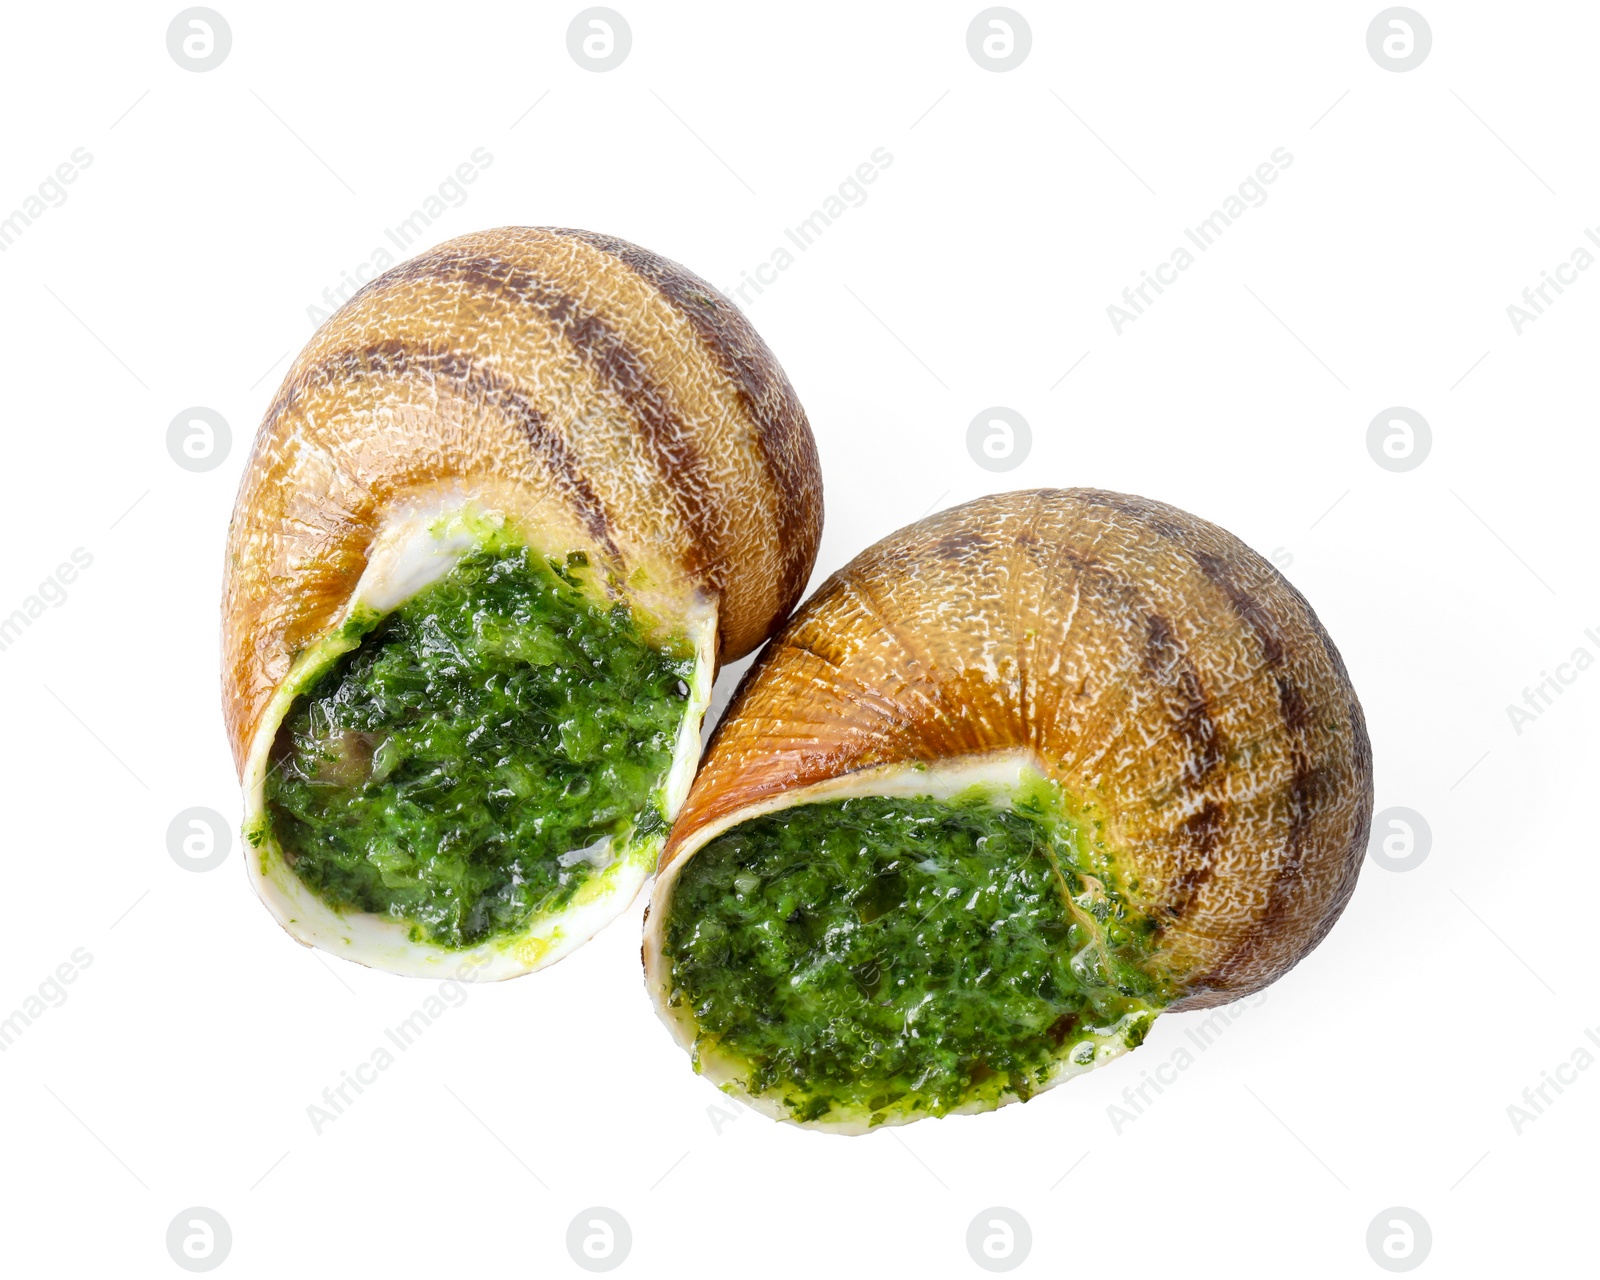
[663,788,1169,1125]
[264,539,694,949]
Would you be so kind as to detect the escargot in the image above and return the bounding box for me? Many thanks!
[644,488,1371,1131]
[223,226,821,980]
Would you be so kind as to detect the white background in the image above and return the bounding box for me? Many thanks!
[1,2,1594,1275]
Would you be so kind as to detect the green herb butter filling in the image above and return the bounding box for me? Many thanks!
[264,539,695,950]
[663,788,1171,1126]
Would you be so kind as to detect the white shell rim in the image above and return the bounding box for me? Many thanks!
[642,750,1146,1133]
[240,494,716,982]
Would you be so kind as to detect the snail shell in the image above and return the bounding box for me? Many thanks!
[223,226,821,979]
[644,488,1372,1129]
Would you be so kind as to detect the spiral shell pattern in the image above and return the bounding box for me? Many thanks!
[223,226,822,772]
[652,488,1371,1010]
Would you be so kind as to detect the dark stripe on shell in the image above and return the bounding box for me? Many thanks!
[268,340,620,558]
[1061,494,1336,981]
[560,228,822,597]
[1142,613,1224,787]
[1077,489,1190,544]
[1163,798,1223,922]
[1188,549,1287,668]
[1052,548,1227,800]
[1176,546,1335,992]
[374,249,726,587]
[933,529,992,561]
[1043,546,1231,928]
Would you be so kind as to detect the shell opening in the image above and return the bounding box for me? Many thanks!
[243,501,715,980]
[649,757,1173,1132]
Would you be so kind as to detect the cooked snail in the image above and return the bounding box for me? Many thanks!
[644,488,1371,1131]
[223,226,821,980]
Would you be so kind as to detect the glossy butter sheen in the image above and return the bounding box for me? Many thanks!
[658,489,1374,1010]
[266,540,693,948]
[224,226,823,976]
[663,792,1166,1126]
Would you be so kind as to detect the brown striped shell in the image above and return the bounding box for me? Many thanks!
[222,226,821,773]
[222,227,821,977]
[647,488,1372,1012]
